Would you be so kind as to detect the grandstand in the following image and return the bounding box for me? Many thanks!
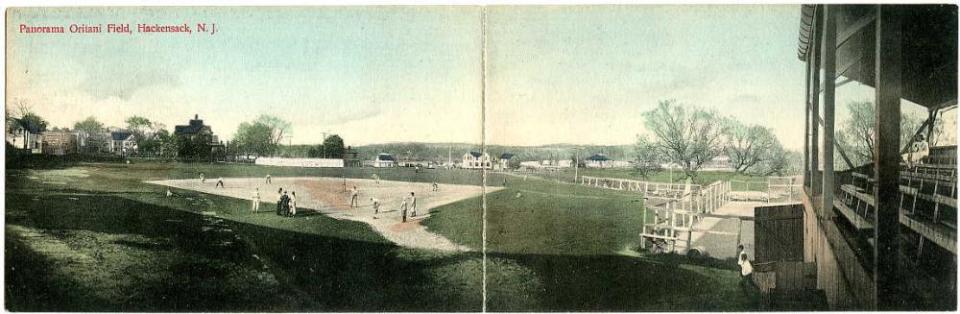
[788,4,956,310]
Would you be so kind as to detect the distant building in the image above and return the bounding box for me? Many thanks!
[173,114,223,160]
[174,114,218,143]
[585,153,611,168]
[701,155,734,172]
[462,151,492,169]
[344,146,362,167]
[6,122,42,154]
[109,131,137,155]
[373,153,396,168]
[498,153,515,170]
[41,130,77,155]
[519,159,572,170]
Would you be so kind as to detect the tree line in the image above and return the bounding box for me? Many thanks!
[634,100,798,179]
[6,103,346,161]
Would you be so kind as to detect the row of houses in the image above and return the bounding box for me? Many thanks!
[6,114,218,157]
[7,124,138,156]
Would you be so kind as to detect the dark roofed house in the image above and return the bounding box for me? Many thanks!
[373,153,396,168]
[173,114,223,160]
[498,153,515,170]
[109,131,136,155]
[585,153,611,168]
[174,114,215,139]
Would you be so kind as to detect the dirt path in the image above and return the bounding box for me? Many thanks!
[687,201,762,259]
[147,177,500,252]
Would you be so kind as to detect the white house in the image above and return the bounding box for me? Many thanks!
[373,153,396,168]
[5,124,43,154]
[519,159,572,170]
[702,155,734,171]
[584,153,611,168]
[109,131,137,155]
[462,151,492,169]
[497,153,515,170]
[585,153,633,168]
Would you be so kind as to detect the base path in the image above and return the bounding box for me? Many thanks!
[687,201,763,259]
[147,177,501,252]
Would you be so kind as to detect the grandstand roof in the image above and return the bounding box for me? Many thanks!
[798,5,957,108]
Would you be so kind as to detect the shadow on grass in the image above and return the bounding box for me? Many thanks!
[5,192,483,312]
[7,187,754,312]
[485,251,753,312]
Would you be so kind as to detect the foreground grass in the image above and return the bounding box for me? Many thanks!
[6,162,483,311]
[6,160,754,311]
[425,171,754,311]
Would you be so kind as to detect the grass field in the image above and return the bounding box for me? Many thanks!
[6,160,756,311]
[535,167,773,191]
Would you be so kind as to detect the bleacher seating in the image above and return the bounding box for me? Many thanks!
[832,145,957,259]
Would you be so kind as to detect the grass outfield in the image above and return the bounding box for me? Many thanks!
[6,161,755,311]
[536,167,773,191]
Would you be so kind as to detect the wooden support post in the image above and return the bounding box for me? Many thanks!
[874,5,903,310]
[805,49,812,188]
[810,7,823,199]
[822,5,838,219]
[641,203,648,250]
[735,219,743,257]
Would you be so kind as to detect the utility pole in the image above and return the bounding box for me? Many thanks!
[574,148,580,182]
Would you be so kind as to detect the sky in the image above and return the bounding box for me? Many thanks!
[8,5,915,150]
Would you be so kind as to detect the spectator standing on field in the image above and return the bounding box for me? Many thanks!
[409,192,418,217]
[276,188,284,216]
[266,174,272,184]
[251,188,261,212]
[200,172,205,183]
[737,245,757,295]
[350,186,360,208]
[399,195,409,223]
[280,191,291,217]
[289,191,298,216]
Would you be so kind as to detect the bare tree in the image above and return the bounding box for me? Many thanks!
[642,100,727,179]
[837,101,924,166]
[725,119,778,174]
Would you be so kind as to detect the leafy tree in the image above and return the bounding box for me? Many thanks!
[234,121,276,157]
[8,100,47,133]
[176,131,213,159]
[633,134,664,179]
[73,116,107,153]
[642,100,727,179]
[18,113,48,133]
[74,116,104,134]
[322,135,345,158]
[255,115,291,147]
[125,116,152,136]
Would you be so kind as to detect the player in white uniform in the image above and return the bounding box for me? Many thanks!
[251,188,261,212]
[350,186,360,208]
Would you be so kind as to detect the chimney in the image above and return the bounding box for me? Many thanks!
[194,114,198,120]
